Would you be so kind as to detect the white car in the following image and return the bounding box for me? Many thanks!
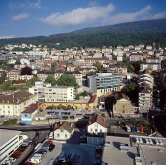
[155,139,159,145]
[126,126,131,132]
[145,138,149,144]
[149,138,153,145]
[139,138,143,144]
[159,139,164,146]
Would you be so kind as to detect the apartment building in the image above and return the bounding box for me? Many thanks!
[45,86,75,103]
[84,57,110,66]
[138,74,153,113]
[106,66,128,76]
[88,73,123,97]
[29,81,51,101]
[0,90,38,116]
[129,53,143,62]
[6,69,21,81]
[140,57,161,71]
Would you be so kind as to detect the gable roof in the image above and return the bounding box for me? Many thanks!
[0,90,33,104]
[54,122,74,133]
[89,114,107,128]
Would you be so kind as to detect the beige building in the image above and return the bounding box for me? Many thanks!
[0,90,38,116]
[113,93,138,115]
[7,69,21,80]
[45,86,75,103]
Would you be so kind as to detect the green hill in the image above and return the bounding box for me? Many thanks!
[0,19,166,49]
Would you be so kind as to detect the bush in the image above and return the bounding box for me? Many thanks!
[2,119,17,126]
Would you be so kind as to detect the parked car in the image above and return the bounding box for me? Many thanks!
[70,153,80,163]
[26,162,36,165]
[49,143,55,151]
[42,143,50,149]
[126,126,131,132]
[9,157,16,163]
[37,149,47,154]
[136,127,140,132]
[159,139,163,146]
[45,140,53,144]
[95,153,102,159]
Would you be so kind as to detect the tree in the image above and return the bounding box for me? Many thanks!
[86,71,96,76]
[81,90,88,97]
[56,75,79,88]
[51,63,57,71]
[1,82,10,91]
[21,67,32,75]
[0,72,6,81]
[44,75,56,86]
[26,75,40,86]
[95,61,102,72]
[74,66,80,71]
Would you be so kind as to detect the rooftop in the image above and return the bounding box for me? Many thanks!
[102,136,137,165]
[0,129,22,147]
[22,106,38,114]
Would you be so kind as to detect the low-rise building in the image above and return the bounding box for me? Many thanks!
[21,107,38,125]
[53,122,74,140]
[0,90,38,116]
[87,113,107,135]
[113,93,138,116]
[129,53,143,62]
[6,69,21,80]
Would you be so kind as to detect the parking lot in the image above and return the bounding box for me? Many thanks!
[40,142,96,165]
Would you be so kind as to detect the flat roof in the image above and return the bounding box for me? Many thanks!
[140,145,166,165]
[102,136,137,165]
[0,129,21,146]
[22,107,38,114]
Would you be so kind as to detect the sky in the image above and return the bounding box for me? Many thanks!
[0,0,166,38]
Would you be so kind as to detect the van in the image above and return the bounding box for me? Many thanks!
[30,156,42,164]
[49,132,54,139]
[35,143,42,150]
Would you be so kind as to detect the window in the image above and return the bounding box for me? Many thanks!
[65,134,67,138]
[90,128,93,132]
[95,129,97,132]
[100,129,102,132]
[57,134,60,137]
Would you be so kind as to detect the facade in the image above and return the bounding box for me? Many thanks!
[84,57,110,65]
[88,73,123,97]
[29,81,51,101]
[20,75,33,80]
[87,114,107,135]
[6,69,21,80]
[44,86,75,103]
[21,107,38,125]
[130,53,143,62]
[106,66,128,76]
[0,90,38,116]
[138,74,153,113]
[113,93,138,115]
[53,122,74,140]
[0,129,23,164]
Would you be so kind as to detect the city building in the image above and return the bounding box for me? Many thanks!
[84,57,110,66]
[88,73,123,97]
[87,114,107,135]
[138,74,153,113]
[21,107,38,125]
[129,53,143,62]
[0,90,38,116]
[113,93,138,116]
[0,129,23,164]
[6,69,21,80]
[44,86,75,103]
[53,122,74,140]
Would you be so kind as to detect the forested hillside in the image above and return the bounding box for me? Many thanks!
[0,19,166,49]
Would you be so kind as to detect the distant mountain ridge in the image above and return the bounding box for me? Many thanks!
[70,18,166,35]
[0,18,166,48]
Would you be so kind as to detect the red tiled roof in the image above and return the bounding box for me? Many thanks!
[89,95,97,104]
[89,114,107,128]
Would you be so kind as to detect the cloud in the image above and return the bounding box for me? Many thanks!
[42,3,115,26]
[9,0,41,9]
[105,5,152,25]
[88,1,97,7]
[12,13,29,21]
[0,35,15,39]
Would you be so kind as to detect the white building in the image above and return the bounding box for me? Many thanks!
[53,122,74,140]
[20,75,33,80]
[0,129,23,164]
[45,86,75,103]
[87,114,107,135]
[0,90,38,116]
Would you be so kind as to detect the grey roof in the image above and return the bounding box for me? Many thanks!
[22,107,38,114]
[0,129,21,147]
